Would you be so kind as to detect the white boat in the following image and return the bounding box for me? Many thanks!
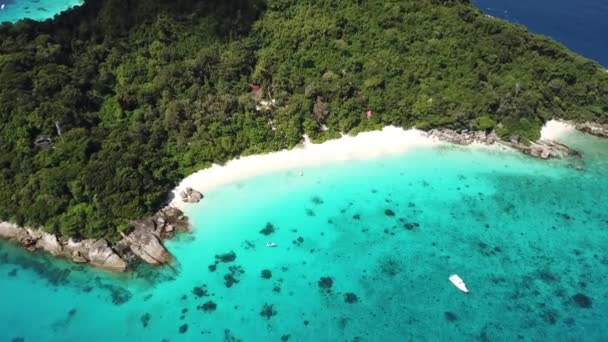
[265,242,277,247]
[449,274,469,293]
[1,4,5,10]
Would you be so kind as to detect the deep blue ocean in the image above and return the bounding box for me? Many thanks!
[473,0,608,66]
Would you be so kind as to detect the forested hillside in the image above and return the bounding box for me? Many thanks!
[1,0,607,239]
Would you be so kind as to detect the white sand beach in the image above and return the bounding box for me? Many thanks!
[170,126,439,208]
[170,120,575,208]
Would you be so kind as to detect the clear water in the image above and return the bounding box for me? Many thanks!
[473,0,608,67]
[1,131,607,341]
[0,0,81,22]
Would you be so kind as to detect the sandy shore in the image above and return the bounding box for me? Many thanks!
[170,120,576,208]
[170,126,439,208]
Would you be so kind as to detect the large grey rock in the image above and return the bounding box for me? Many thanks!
[0,222,29,241]
[160,206,190,231]
[126,229,172,265]
[36,232,62,255]
[180,187,203,203]
[65,238,94,255]
[88,239,128,272]
[124,219,172,265]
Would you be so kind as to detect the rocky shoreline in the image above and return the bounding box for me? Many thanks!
[574,122,608,138]
[426,127,581,160]
[1,122,604,272]
[0,189,203,272]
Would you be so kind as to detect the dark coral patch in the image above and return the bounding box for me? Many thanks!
[97,283,132,305]
[260,222,276,235]
[8,268,17,277]
[353,214,361,220]
[261,269,272,279]
[379,257,401,277]
[179,323,188,333]
[541,310,559,325]
[305,209,316,217]
[192,285,208,298]
[260,303,277,320]
[344,292,358,303]
[208,263,217,272]
[311,196,324,205]
[384,209,395,217]
[572,293,592,308]
[281,334,291,341]
[403,222,420,230]
[198,301,217,312]
[444,311,457,322]
[318,277,333,290]
[215,251,236,263]
[141,313,151,328]
[224,274,238,288]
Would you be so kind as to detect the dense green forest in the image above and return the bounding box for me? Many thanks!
[0,0,607,239]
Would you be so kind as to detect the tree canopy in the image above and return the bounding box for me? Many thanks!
[0,0,606,239]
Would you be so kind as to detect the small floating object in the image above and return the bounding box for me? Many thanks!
[449,274,469,293]
[265,242,277,247]
[1,4,5,10]
[298,170,303,176]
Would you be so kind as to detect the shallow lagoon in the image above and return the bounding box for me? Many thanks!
[1,130,607,341]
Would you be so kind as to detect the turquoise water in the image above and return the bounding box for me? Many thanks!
[1,131,608,341]
[0,0,81,22]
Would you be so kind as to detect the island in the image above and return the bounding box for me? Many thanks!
[0,0,606,270]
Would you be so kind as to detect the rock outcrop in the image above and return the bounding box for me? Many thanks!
[427,129,580,160]
[123,218,172,265]
[575,122,608,138]
[0,205,189,272]
[88,239,128,272]
[180,187,203,203]
[0,222,29,242]
[427,129,499,145]
[35,231,63,256]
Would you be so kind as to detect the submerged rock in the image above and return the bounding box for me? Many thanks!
[141,313,151,328]
[260,223,276,236]
[344,292,358,303]
[444,311,458,322]
[261,269,272,279]
[572,293,592,308]
[260,303,277,320]
[318,277,333,290]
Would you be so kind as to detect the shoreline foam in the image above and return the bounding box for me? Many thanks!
[540,120,576,140]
